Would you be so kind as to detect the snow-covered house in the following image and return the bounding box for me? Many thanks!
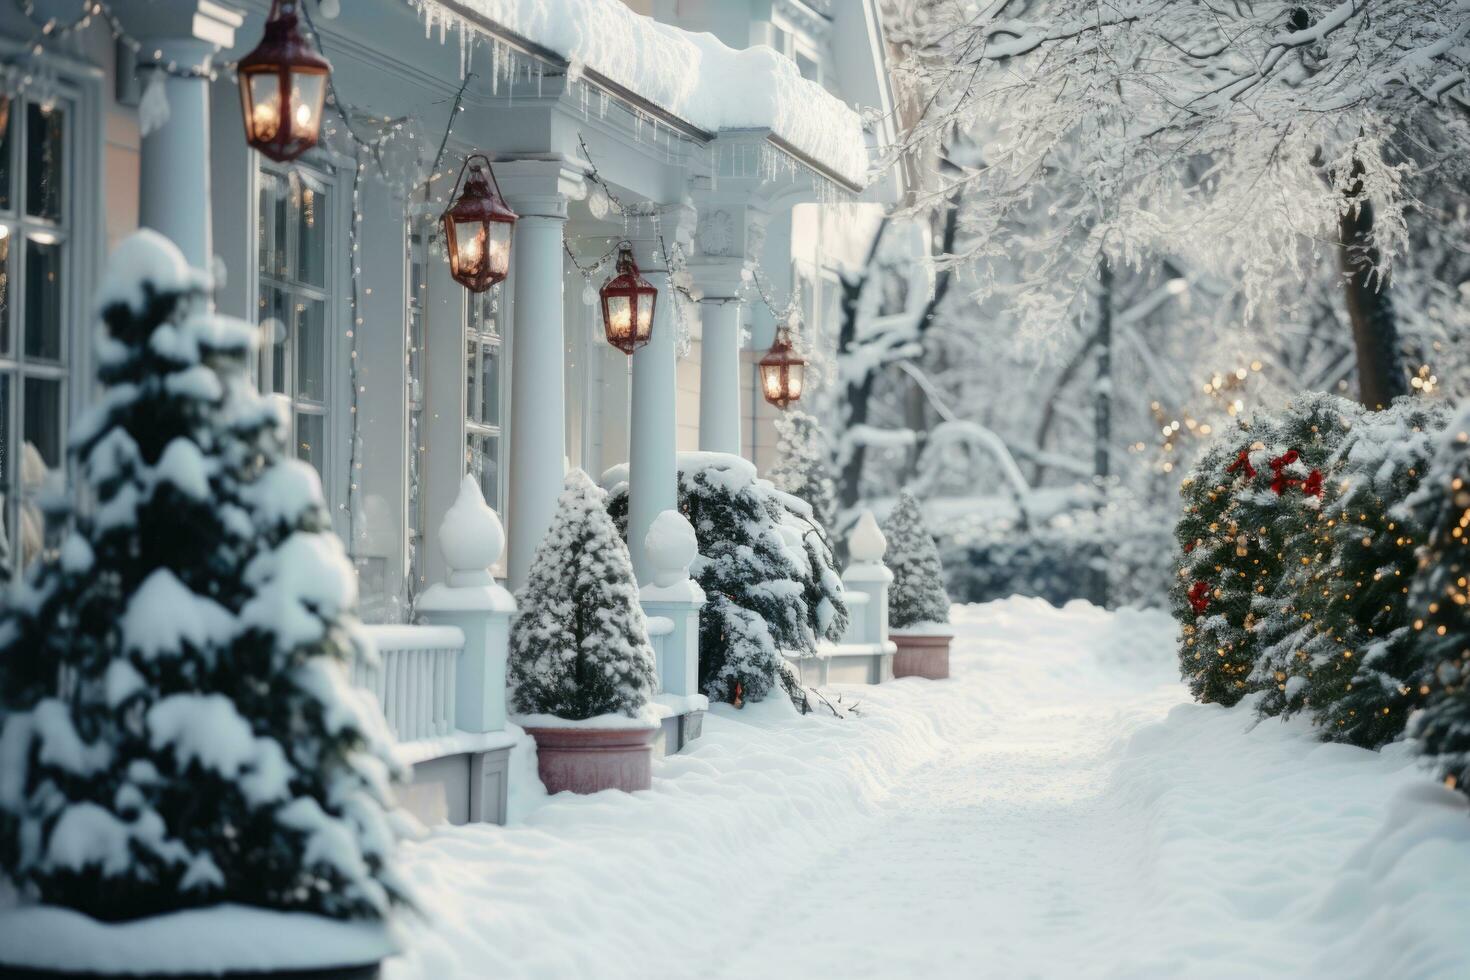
[0,0,901,822]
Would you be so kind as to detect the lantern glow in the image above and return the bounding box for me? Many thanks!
[238,0,331,163]
[600,243,657,354]
[441,155,518,293]
[758,325,807,408]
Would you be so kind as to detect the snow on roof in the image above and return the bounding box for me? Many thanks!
[417,0,871,185]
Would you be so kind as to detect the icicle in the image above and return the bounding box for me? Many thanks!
[138,71,170,137]
[582,280,597,306]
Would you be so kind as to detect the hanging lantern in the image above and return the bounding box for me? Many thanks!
[238,0,331,163]
[758,324,807,408]
[600,243,656,354]
[441,155,518,292]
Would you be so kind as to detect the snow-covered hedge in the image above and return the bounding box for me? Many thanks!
[1171,394,1465,758]
[937,492,1175,612]
[605,453,847,711]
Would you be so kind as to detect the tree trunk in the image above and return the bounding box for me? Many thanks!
[1091,258,1113,608]
[1093,258,1113,486]
[1337,163,1407,409]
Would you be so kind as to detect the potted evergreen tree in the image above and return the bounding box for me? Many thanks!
[882,491,954,679]
[510,470,661,795]
[0,232,402,978]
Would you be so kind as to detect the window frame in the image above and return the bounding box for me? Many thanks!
[463,284,506,515]
[254,157,345,523]
[0,66,101,581]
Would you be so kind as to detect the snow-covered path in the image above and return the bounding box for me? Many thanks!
[390,599,1470,980]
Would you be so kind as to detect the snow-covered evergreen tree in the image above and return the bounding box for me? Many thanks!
[1173,393,1358,706]
[608,454,847,709]
[510,470,658,720]
[1408,408,1470,796]
[1277,401,1447,747]
[769,409,838,534]
[882,490,949,629]
[1245,394,1362,718]
[0,231,403,922]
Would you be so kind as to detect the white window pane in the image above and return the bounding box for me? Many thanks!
[24,235,61,361]
[479,343,499,426]
[295,297,325,402]
[296,411,325,476]
[25,102,63,222]
[296,179,326,287]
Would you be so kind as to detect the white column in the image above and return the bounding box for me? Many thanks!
[125,3,242,268]
[628,243,678,585]
[698,298,743,455]
[496,162,584,588]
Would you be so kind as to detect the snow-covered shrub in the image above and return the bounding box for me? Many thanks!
[882,490,949,629]
[1256,400,1447,747]
[0,231,403,921]
[509,470,658,721]
[938,492,1174,611]
[769,409,838,535]
[606,453,847,709]
[1407,408,1470,794]
[1172,393,1359,706]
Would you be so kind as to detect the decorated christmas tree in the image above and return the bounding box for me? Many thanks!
[608,453,847,709]
[1407,409,1470,793]
[1280,401,1447,747]
[882,490,950,629]
[0,231,403,922]
[769,409,839,535]
[1173,393,1358,706]
[1244,394,1362,718]
[510,470,659,720]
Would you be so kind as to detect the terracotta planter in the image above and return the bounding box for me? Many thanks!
[891,631,952,680]
[526,725,658,795]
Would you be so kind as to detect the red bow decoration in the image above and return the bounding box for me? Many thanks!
[1269,450,1303,495]
[1187,581,1211,615]
[1226,449,1257,479]
[1302,469,1323,498]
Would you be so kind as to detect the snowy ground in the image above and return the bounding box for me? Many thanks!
[388,598,1470,979]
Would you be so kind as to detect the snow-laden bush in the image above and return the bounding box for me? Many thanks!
[1269,401,1447,747]
[509,470,658,721]
[938,491,1174,612]
[0,232,404,921]
[882,490,949,629]
[1173,393,1359,706]
[606,453,847,710]
[1407,407,1470,796]
[769,409,838,536]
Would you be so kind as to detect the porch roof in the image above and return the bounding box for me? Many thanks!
[410,0,870,193]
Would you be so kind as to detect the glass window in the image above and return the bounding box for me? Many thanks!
[465,287,504,513]
[257,165,332,487]
[0,97,13,213]
[24,235,61,361]
[1,93,69,581]
[24,103,63,223]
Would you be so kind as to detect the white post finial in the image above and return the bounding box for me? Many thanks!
[439,475,506,587]
[849,510,888,564]
[645,509,698,588]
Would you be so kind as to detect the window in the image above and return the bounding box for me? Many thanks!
[0,94,71,579]
[257,165,333,486]
[465,287,504,512]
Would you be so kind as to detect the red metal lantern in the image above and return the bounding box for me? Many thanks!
[238,0,331,163]
[758,325,807,408]
[441,155,518,293]
[600,243,656,354]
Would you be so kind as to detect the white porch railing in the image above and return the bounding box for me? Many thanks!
[357,624,465,743]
